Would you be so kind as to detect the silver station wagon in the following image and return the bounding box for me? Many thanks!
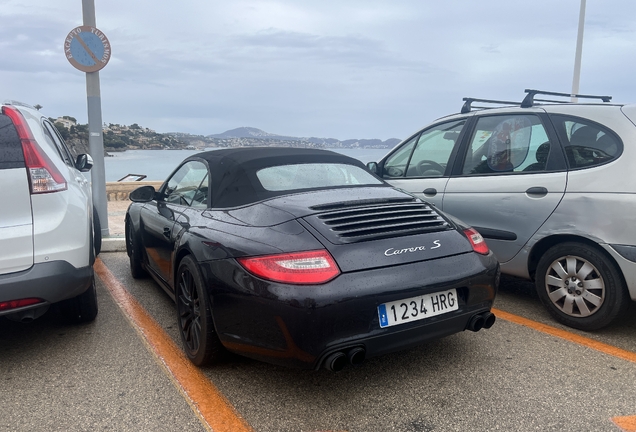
[368,89,636,331]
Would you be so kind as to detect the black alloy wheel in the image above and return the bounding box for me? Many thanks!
[535,242,629,331]
[176,255,223,366]
[126,219,145,279]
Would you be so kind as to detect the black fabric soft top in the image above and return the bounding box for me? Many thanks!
[182,147,386,208]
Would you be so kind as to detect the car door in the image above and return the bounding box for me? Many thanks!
[442,112,567,263]
[379,118,468,208]
[140,160,209,283]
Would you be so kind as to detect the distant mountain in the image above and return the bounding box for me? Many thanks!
[342,138,402,148]
[54,117,400,153]
[208,127,285,139]
[206,127,400,148]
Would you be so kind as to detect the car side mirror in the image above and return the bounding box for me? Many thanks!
[129,185,156,202]
[75,154,93,172]
[366,161,379,175]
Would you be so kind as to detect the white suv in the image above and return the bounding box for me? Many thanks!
[0,101,99,323]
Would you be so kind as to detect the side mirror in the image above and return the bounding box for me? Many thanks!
[366,161,379,175]
[129,185,156,203]
[75,154,93,172]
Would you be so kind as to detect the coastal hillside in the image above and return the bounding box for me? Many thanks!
[51,118,400,155]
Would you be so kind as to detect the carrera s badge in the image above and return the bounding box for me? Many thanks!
[384,240,441,257]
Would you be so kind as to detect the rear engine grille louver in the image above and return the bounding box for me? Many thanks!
[305,200,451,244]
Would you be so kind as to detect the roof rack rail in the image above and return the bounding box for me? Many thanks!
[461,98,521,114]
[2,100,36,110]
[521,89,612,108]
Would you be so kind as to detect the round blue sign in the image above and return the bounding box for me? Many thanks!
[64,26,111,73]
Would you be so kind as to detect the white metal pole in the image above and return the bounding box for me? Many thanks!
[82,0,109,237]
[571,0,586,102]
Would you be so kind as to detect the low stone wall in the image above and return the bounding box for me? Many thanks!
[106,181,163,201]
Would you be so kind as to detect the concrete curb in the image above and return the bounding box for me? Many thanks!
[102,236,126,253]
[106,181,163,201]
[103,182,162,253]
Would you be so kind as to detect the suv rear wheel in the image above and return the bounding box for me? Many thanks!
[60,276,99,323]
[93,207,102,256]
[535,242,629,331]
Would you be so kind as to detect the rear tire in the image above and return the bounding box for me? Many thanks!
[126,219,146,279]
[176,255,224,366]
[93,206,102,256]
[535,242,629,331]
[60,276,98,323]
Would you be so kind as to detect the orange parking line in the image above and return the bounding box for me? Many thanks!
[492,308,636,364]
[493,308,636,430]
[614,416,636,432]
[94,259,253,432]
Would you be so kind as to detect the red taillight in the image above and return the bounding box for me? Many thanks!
[464,228,489,255]
[2,106,67,194]
[0,298,44,312]
[237,250,341,285]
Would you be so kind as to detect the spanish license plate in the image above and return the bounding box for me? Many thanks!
[378,289,458,328]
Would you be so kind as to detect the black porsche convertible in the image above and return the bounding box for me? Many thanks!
[125,147,499,371]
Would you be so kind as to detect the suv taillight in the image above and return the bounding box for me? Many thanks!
[2,106,67,194]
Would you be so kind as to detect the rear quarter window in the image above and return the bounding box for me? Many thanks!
[0,113,25,170]
[42,120,75,167]
[549,114,623,169]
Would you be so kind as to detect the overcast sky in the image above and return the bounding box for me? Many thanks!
[1,1,635,140]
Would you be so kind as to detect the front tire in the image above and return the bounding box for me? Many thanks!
[126,219,146,279]
[176,255,224,366]
[535,242,629,331]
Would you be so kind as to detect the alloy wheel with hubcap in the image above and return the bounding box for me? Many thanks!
[545,255,605,318]
[535,242,629,331]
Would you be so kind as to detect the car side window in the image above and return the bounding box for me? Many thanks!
[189,173,209,209]
[462,114,551,175]
[382,135,418,178]
[163,161,209,208]
[549,115,622,169]
[42,121,75,168]
[382,120,465,178]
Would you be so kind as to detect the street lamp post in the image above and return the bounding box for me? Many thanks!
[571,0,587,102]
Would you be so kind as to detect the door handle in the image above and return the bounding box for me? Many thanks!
[163,227,171,238]
[526,187,548,197]
[422,188,437,196]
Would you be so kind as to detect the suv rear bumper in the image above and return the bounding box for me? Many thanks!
[0,260,93,316]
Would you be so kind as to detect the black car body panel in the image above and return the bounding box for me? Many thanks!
[126,147,499,369]
[201,251,497,369]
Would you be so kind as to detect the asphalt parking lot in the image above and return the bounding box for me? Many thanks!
[2,250,636,432]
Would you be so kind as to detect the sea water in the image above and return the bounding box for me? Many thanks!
[103,148,392,182]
